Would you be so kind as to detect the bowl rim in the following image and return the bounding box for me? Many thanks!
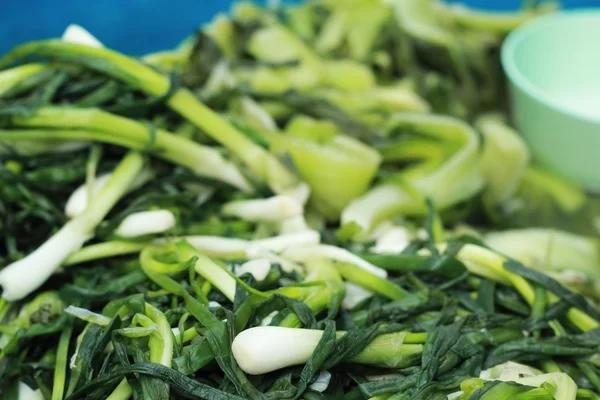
[501,9,600,125]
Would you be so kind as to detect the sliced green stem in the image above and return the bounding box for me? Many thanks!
[51,325,73,400]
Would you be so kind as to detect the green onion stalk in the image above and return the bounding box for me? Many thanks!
[105,302,174,400]
[454,243,599,332]
[454,362,578,400]
[484,228,600,299]
[272,116,382,220]
[1,106,252,192]
[0,63,53,97]
[0,41,298,194]
[0,151,145,301]
[341,113,484,240]
[232,327,424,375]
[476,113,530,205]
[137,240,426,375]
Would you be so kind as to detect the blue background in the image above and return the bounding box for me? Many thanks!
[1,0,599,55]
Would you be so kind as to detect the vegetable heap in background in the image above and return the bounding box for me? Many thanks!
[1,1,600,399]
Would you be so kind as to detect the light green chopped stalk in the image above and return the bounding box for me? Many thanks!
[177,230,320,259]
[278,258,345,328]
[142,303,174,366]
[273,116,381,219]
[287,4,319,41]
[174,327,198,345]
[229,97,279,141]
[479,361,543,382]
[316,0,392,60]
[516,373,577,400]
[0,41,170,95]
[168,89,297,193]
[378,139,444,163]
[0,152,145,301]
[65,241,151,266]
[0,63,51,97]
[176,242,238,302]
[336,262,409,300]
[203,14,237,60]
[222,194,303,222]
[65,306,111,326]
[281,244,387,278]
[142,40,193,71]
[10,107,252,191]
[321,60,376,92]
[232,326,423,375]
[476,113,530,204]
[438,3,555,33]
[243,24,322,93]
[51,326,72,400]
[85,144,103,208]
[484,228,600,298]
[140,242,239,302]
[0,129,140,152]
[105,303,173,400]
[0,40,297,193]
[393,0,454,48]
[247,24,320,65]
[342,113,483,240]
[454,243,599,332]
[317,83,431,115]
[0,138,89,156]
[522,167,586,213]
[106,378,133,400]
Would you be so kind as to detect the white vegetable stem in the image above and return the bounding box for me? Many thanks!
[370,224,412,254]
[235,259,271,281]
[18,381,45,400]
[309,371,332,393]
[180,230,320,258]
[65,305,111,326]
[61,24,104,48]
[65,168,153,218]
[478,362,576,400]
[342,282,374,310]
[232,326,325,374]
[222,195,302,222]
[282,244,388,278]
[115,210,176,238]
[0,152,145,301]
[232,326,423,375]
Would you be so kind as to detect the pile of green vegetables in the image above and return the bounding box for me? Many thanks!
[2,0,600,399]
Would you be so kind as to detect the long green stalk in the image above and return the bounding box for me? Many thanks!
[341,113,484,240]
[0,63,52,97]
[65,241,151,266]
[0,41,297,193]
[8,107,252,191]
[0,152,145,301]
[51,326,73,400]
[456,244,599,332]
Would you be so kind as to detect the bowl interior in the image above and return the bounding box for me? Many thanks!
[503,11,600,121]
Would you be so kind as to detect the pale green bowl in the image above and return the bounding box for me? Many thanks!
[501,10,600,191]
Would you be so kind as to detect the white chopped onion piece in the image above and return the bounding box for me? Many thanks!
[115,210,176,238]
[222,195,303,222]
[232,326,324,374]
[282,244,387,278]
[342,282,374,310]
[65,305,111,326]
[236,259,271,281]
[309,371,332,392]
[62,24,104,48]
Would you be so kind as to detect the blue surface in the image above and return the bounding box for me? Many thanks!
[1,0,599,55]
